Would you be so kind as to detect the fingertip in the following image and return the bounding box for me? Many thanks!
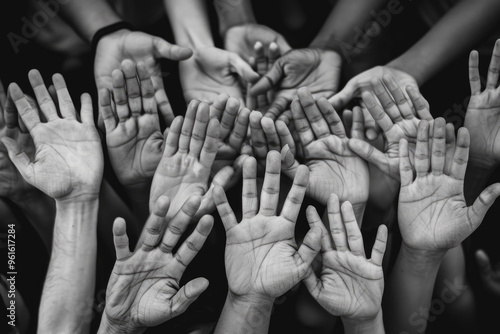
[113,217,127,236]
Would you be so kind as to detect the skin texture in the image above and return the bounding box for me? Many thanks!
[250,49,342,120]
[213,152,322,333]
[281,88,369,211]
[99,196,212,334]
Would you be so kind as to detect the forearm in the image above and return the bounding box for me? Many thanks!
[38,198,99,334]
[164,0,214,48]
[384,243,444,334]
[214,0,256,36]
[388,0,500,85]
[310,0,387,53]
[58,0,122,42]
[214,293,273,334]
[11,189,55,252]
[342,310,385,334]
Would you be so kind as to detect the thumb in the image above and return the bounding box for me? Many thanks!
[348,138,390,175]
[171,277,209,318]
[296,226,322,277]
[281,144,299,180]
[154,37,193,61]
[475,249,492,279]
[249,60,284,96]
[228,52,260,84]
[471,183,500,226]
[0,137,32,180]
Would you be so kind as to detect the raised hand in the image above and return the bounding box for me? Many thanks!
[246,110,296,168]
[348,75,435,182]
[249,49,342,120]
[214,152,322,301]
[99,60,164,189]
[329,65,421,111]
[99,196,212,333]
[464,40,500,167]
[475,250,500,297]
[179,46,259,103]
[95,30,192,122]
[304,194,387,321]
[1,70,103,201]
[150,101,231,219]
[281,88,369,212]
[224,23,291,63]
[398,119,500,252]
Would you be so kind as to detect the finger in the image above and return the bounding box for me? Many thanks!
[341,201,365,256]
[306,205,332,251]
[298,88,330,138]
[254,42,268,76]
[471,183,500,223]
[228,107,250,152]
[249,59,283,96]
[295,227,322,276]
[111,69,129,122]
[113,218,131,260]
[28,69,59,121]
[328,83,355,111]
[121,60,142,117]
[198,166,235,218]
[4,92,18,129]
[199,118,220,169]
[487,40,500,89]
[383,75,414,120]
[189,103,210,158]
[468,50,481,95]
[406,86,433,120]
[348,138,390,174]
[281,165,309,223]
[280,144,300,180]
[80,94,94,125]
[362,90,393,133]
[161,195,202,253]
[98,88,117,132]
[351,106,365,140]
[170,278,209,318]
[415,120,430,177]
[155,86,174,125]
[328,194,348,251]
[277,110,292,125]
[174,215,214,269]
[265,95,289,120]
[431,117,446,176]
[370,224,388,266]
[242,156,258,218]
[0,137,32,181]
[209,94,229,120]
[249,111,268,159]
[214,185,237,231]
[399,138,413,187]
[261,117,281,151]
[220,97,240,139]
[371,77,403,123]
[361,104,380,141]
[450,127,469,180]
[276,120,296,155]
[178,100,199,152]
[291,99,314,147]
[259,151,281,216]
[141,196,170,251]
[229,52,260,84]
[0,80,6,110]
[52,73,76,120]
[8,83,40,131]
[163,116,183,157]
[317,98,344,137]
[475,249,493,278]
[137,62,158,115]
[154,37,193,60]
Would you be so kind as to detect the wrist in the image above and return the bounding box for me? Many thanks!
[92,22,134,53]
[387,55,423,86]
[98,313,144,334]
[399,242,445,273]
[342,310,384,334]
